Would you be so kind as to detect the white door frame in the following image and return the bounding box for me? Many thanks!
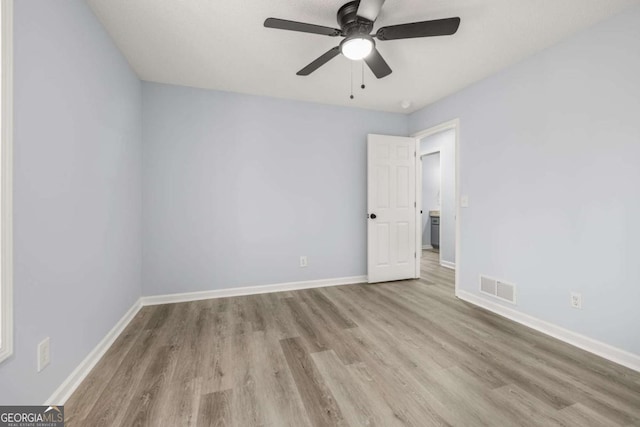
[412,119,460,296]
[0,0,14,365]
[418,149,442,262]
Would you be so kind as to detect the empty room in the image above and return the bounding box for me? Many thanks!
[1,0,639,425]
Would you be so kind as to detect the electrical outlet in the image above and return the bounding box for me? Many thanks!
[38,337,51,372]
[570,292,582,310]
[299,256,308,268]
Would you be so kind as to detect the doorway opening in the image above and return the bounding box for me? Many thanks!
[420,151,441,253]
[413,120,460,295]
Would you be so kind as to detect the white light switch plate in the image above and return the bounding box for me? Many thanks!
[38,337,50,372]
[460,195,469,208]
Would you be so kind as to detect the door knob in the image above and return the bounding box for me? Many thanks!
[370,213,377,219]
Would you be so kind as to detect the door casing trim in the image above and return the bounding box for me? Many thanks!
[411,119,460,296]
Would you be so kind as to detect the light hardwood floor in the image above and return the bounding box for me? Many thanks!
[65,251,640,426]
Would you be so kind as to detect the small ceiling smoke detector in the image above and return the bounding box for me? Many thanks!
[401,100,411,109]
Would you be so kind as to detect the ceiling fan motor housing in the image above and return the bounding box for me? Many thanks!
[337,1,374,37]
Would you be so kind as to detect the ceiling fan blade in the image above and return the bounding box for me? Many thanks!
[356,0,386,22]
[376,17,461,40]
[364,47,392,79]
[264,18,342,37]
[297,47,341,76]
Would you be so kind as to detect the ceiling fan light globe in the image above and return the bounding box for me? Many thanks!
[341,37,374,60]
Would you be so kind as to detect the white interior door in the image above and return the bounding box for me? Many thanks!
[367,134,417,283]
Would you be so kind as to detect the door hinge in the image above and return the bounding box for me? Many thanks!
[415,252,417,258]
[414,201,416,207]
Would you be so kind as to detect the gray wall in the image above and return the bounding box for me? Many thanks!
[409,5,640,355]
[142,82,408,296]
[420,130,456,265]
[0,0,142,404]
[421,153,440,248]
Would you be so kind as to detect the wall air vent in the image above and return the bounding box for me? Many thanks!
[480,276,497,295]
[479,275,516,304]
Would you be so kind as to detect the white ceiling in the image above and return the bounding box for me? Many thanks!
[87,0,638,113]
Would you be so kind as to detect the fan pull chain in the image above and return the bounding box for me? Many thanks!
[350,61,354,100]
[361,61,366,89]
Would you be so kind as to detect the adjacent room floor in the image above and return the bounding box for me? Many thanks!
[65,251,640,426]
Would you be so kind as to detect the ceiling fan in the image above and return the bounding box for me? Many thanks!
[264,0,461,79]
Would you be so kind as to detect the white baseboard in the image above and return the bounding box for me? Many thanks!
[140,275,368,306]
[440,260,455,270]
[456,290,640,373]
[44,299,142,405]
[422,245,433,250]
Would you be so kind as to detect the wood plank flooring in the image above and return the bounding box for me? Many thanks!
[65,251,640,426]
